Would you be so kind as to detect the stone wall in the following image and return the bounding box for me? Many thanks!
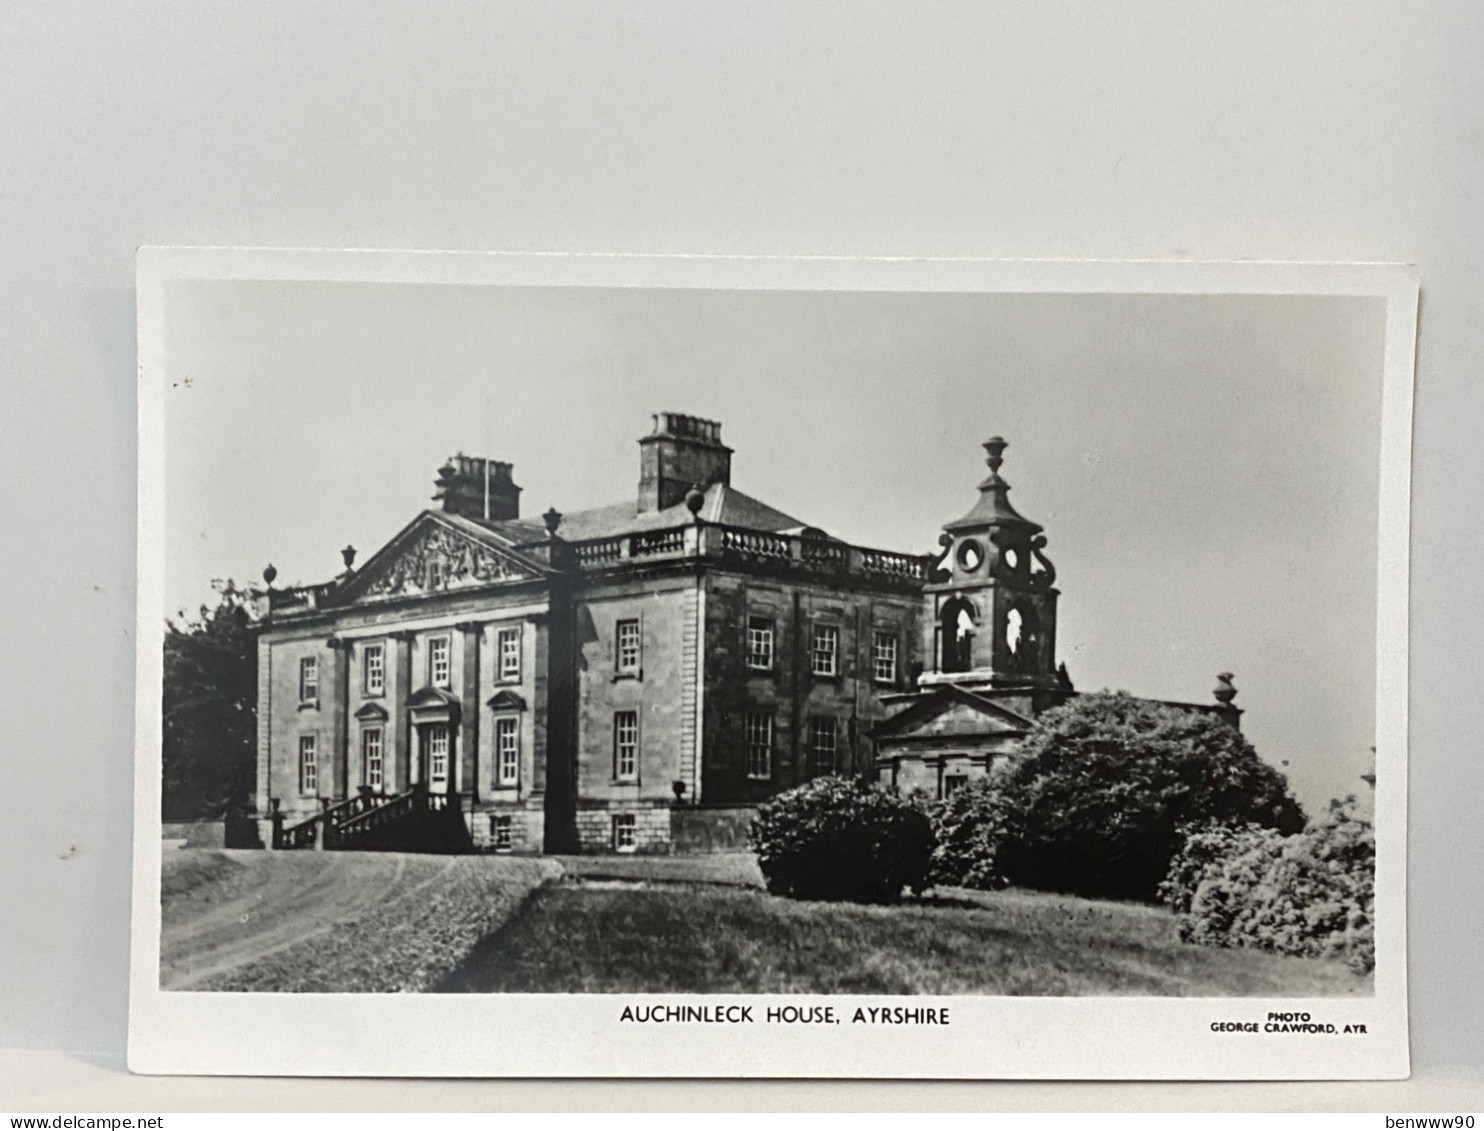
[161,820,226,848]
[468,802,545,854]
[572,578,696,808]
[700,571,921,805]
[670,805,757,853]
[574,803,671,854]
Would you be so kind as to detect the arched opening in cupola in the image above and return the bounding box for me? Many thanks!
[1005,599,1042,671]
[939,595,977,673]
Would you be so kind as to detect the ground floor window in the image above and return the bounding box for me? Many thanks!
[807,715,837,777]
[491,814,513,852]
[613,711,639,781]
[494,715,519,787]
[298,734,317,794]
[744,712,773,780]
[613,813,637,852]
[362,727,383,791]
[943,773,968,798]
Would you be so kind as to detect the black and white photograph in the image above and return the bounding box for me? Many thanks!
[130,251,1413,1079]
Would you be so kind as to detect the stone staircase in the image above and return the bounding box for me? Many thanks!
[273,784,471,853]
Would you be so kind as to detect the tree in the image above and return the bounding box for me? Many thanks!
[162,581,258,826]
[995,692,1305,902]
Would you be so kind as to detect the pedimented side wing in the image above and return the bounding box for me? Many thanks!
[874,685,1034,741]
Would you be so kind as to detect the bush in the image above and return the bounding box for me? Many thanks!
[750,776,934,903]
[993,693,1305,902]
[925,777,1012,890]
[1161,802,1375,974]
[1158,823,1279,915]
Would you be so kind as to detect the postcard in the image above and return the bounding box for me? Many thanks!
[130,250,1414,1078]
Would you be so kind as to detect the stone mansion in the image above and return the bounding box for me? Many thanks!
[249,412,1240,855]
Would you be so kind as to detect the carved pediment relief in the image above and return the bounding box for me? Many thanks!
[353,520,538,602]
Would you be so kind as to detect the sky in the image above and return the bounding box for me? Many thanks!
[162,280,1386,814]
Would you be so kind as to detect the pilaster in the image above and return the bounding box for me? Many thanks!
[255,634,272,813]
[457,621,482,801]
[391,630,413,791]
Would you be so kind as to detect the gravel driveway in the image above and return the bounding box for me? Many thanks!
[160,849,560,992]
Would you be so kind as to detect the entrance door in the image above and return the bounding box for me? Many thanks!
[421,723,451,792]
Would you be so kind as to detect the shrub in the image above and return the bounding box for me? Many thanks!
[925,777,1012,890]
[750,776,934,903]
[1158,823,1280,915]
[993,693,1305,902]
[1162,802,1375,974]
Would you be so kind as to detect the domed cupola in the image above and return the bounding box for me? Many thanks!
[922,437,1061,691]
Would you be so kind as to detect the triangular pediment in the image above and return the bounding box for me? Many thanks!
[336,511,548,605]
[353,702,389,722]
[486,689,528,711]
[874,685,1034,741]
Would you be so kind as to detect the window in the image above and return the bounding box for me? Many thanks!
[613,813,637,852]
[496,626,521,682]
[427,724,449,785]
[494,716,519,787]
[807,715,837,777]
[427,559,445,589]
[363,643,385,696]
[615,618,641,676]
[362,727,383,791]
[298,655,318,702]
[298,734,317,794]
[943,773,969,799]
[745,617,775,671]
[491,814,513,852]
[613,710,639,781]
[872,631,899,684]
[428,635,451,689]
[744,712,773,780]
[810,624,839,677]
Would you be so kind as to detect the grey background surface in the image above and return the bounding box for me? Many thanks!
[0,0,1479,1076]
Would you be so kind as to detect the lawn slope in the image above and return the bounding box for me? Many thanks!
[161,849,559,992]
[436,880,1370,997]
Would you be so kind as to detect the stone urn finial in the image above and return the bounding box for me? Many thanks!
[983,436,1008,477]
[685,483,706,521]
[1213,672,1237,704]
[262,563,278,586]
[542,507,563,537]
[341,544,357,570]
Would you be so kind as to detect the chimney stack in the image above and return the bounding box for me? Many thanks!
[637,412,731,513]
[434,454,522,522]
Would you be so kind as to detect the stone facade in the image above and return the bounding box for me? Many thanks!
[250,413,928,854]
[250,422,1247,852]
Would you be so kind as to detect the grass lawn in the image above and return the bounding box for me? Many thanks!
[436,879,1372,997]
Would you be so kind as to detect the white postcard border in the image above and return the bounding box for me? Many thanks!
[130,250,1416,1079]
